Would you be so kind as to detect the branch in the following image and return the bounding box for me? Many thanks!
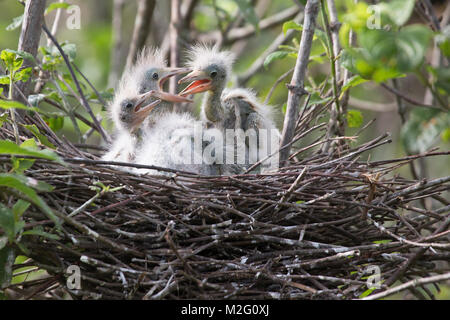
[198,6,301,44]
[42,25,111,144]
[362,272,450,300]
[108,0,126,88]
[237,10,305,86]
[13,0,46,103]
[279,0,320,165]
[320,0,343,153]
[169,0,181,95]
[125,0,156,70]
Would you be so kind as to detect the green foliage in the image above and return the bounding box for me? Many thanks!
[264,51,290,69]
[377,0,415,27]
[5,14,23,31]
[340,75,369,98]
[347,110,363,128]
[0,246,15,289]
[45,2,72,15]
[0,139,60,162]
[401,109,450,153]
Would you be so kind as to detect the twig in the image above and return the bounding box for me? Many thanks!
[169,0,181,95]
[279,0,320,165]
[362,272,450,300]
[108,0,126,88]
[42,25,111,143]
[13,0,46,103]
[237,11,305,86]
[125,0,156,69]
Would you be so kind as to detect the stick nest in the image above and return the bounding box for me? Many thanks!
[1,108,449,300]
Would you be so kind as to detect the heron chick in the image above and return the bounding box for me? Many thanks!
[179,44,280,172]
[102,48,191,164]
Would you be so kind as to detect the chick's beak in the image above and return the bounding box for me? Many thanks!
[130,93,161,130]
[178,70,213,96]
[155,67,193,103]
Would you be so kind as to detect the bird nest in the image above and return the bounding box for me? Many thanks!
[1,107,449,300]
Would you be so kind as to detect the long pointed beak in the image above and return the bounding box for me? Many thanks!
[151,67,193,103]
[160,67,191,81]
[131,98,162,131]
[178,70,213,96]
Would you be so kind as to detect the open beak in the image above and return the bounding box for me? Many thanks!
[154,67,193,103]
[130,91,162,130]
[178,70,213,96]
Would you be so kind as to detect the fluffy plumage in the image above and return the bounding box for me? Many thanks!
[185,44,235,82]
[102,48,168,166]
[182,45,280,173]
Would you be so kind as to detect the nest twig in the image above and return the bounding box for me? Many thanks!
[0,104,449,300]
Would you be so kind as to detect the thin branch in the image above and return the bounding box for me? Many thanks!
[13,0,46,103]
[42,25,111,144]
[198,6,301,44]
[169,0,181,95]
[279,0,320,165]
[108,0,126,88]
[237,10,305,86]
[362,272,450,300]
[125,0,156,70]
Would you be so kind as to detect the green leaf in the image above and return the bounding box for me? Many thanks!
[233,0,259,32]
[0,76,9,85]
[401,109,449,153]
[45,2,71,15]
[283,20,303,35]
[359,25,432,73]
[12,200,30,221]
[0,246,15,288]
[263,51,289,69]
[0,203,15,242]
[340,75,369,97]
[442,128,450,142]
[0,174,60,226]
[347,110,363,128]
[6,14,23,31]
[0,99,40,113]
[22,227,60,241]
[359,288,375,298]
[11,156,35,173]
[21,124,57,149]
[0,50,16,69]
[45,116,65,132]
[13,67,32,83]
[379,0,415,27]
[1,49,36,66]
[306,93,332,107]
[436,25,450,58]
[0,140,61,162]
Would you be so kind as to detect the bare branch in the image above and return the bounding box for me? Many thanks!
[199,6,301,45]
[125,0,156,70]
[13,0,46,103]
[237,10,305,86]
[43,25,111,144]
[279,0,320,165]
[169,0,181,95]
[108,0,126,88]
[362,272,450,300]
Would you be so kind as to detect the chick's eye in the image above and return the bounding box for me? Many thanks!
[152,72,159,80]
[210,71,217,78]
[125,102,133,109]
